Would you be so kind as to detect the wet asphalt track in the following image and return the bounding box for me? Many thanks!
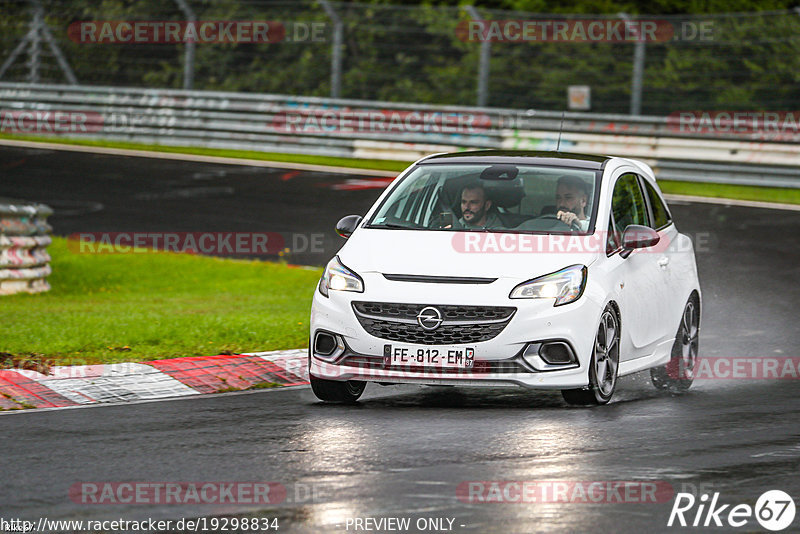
[0,145,389,265]
[2,145,800,533]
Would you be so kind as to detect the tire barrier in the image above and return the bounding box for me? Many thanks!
[0,199,53,295]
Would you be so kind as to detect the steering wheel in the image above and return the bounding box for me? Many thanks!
[435,209,463,229]
[537,213,582,231]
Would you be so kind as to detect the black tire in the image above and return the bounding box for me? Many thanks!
[562,305,620,406]
[310,375,366,403]
[651,297,699,393]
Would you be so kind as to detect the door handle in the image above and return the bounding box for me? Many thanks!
[657,257,669,268]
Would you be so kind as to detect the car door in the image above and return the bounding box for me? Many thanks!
[608,172,668,359]
[640,176,683,344]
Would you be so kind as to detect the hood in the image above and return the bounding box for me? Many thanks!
[339,228,600,281]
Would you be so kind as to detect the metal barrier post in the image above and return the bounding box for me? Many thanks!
[466,6,490,108]
[319,0,343,99]
[175,0,196,90]
[620,12,645,116]
[27,2,43,83]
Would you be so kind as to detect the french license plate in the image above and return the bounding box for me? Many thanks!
[383,344,475,369]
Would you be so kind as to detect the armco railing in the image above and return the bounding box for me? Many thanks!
[1,83,799,188]
[0,199,52,295]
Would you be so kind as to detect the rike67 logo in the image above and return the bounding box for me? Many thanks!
[668,490,796,531]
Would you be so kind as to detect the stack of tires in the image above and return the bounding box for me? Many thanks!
[0,199,53,295]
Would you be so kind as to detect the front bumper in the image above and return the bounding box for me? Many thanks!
[309,275,604,389]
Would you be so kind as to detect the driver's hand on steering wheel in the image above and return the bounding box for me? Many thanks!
[556,210,580,228]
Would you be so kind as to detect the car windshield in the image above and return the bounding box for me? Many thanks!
[366,163,600,234]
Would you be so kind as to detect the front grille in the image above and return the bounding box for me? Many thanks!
[352,301,515,344]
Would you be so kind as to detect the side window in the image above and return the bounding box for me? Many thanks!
[643,179,672,230]
[606,216,620,254]
[611,173,648,233]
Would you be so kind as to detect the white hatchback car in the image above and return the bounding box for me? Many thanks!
[309,151,701,405]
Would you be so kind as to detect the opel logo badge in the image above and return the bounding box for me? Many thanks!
[417,306,443,331]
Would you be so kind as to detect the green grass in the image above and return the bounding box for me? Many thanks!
[657,180,800,205]
[3,133,798,205]
[0,237,320,366]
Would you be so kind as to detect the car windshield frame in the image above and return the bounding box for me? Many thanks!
[364,162,603,235]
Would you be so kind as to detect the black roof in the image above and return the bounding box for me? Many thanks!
[418,150,609,170]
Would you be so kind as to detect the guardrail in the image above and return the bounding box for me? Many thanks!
[1,82,798,188]
[0,199,53,295]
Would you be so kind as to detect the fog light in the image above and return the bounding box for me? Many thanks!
[539,342,575,365]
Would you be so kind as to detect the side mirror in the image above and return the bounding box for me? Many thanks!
[620,224,659,258]
[336,215,363,239]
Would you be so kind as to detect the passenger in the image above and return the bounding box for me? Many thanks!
[458,182,503,229]
[555,175,591,231]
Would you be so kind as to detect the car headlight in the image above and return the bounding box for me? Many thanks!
[319,256,364,297]
[509,265,587,306]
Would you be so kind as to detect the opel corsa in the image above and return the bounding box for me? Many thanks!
[309,151,701,405]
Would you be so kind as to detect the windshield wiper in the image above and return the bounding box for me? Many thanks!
[368,222,420,230]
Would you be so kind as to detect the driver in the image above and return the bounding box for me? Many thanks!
[555,175,590,231]
[459,182,502,229]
